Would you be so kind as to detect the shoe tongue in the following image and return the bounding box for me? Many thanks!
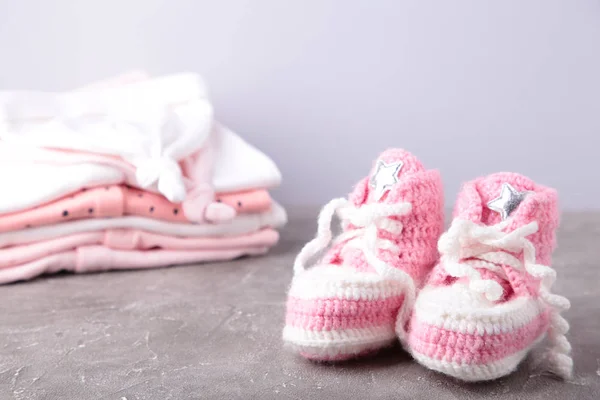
[453,173,559,298]
[459,172,537,225]
[352,148,425,205]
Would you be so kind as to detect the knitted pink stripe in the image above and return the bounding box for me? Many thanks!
[286,295,404,317]
[286,295,404,331]
[286,311,398,331]
[409,310,550,365]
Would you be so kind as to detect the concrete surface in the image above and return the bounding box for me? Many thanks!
[0,208,598,399]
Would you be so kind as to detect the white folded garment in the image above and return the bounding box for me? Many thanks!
[0,202,287,248]
[0,73,214,203]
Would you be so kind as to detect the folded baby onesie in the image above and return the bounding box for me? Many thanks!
[0,202,287,248]
[0,185,272,232]
[0,228,279,267]
[215,189,272,213]
[0,245,270,284]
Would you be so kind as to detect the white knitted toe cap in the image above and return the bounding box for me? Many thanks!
[413,284,546,335]
[288,265,405,301]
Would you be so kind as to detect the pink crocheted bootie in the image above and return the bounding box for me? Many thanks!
[407,173,572,381]
[283,149,444,361]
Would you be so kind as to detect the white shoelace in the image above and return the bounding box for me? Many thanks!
[438,218,573,378]
[293,197,416,341]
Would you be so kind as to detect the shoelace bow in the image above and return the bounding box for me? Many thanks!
[438,219,573,379]
[293,197,416,341]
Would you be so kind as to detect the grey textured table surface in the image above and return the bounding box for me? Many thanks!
[0,208,599,400]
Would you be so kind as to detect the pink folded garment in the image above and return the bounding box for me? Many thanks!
[0,245,270,284]
[0,202,287,248]
[0,228,279,268]
[0,185,273,232]
[216,189,272,214]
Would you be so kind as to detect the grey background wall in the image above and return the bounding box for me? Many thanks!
[0,0,598,209]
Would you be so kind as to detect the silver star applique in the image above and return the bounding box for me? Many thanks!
[487,183,529,220]
[369,160,403,200]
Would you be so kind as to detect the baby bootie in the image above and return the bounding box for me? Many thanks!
[407,173,572,381]
[283,149,444,361]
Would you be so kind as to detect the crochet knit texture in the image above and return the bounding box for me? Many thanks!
[407,172,572,381]
[283,149,444,361]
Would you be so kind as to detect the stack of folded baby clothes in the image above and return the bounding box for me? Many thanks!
[0,72,286,284]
